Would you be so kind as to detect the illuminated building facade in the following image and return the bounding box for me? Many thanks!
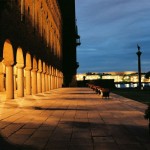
[0,0,70,99]
[77,72,150,88]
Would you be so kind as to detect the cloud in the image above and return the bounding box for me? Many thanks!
[76,0,150,73]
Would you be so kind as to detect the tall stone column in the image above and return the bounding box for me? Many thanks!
[6,65,14,99]
[54,75,57,89]
[45,73,48,91]
[0,62,5,92]
[53,75,56,89]
[31,69,37,94]
[13,66,17,91]
[58,76,60,88]
[25,68,31,95]
[57,76,59,89]
[37,71,42,93]
[48,74,50,91]
[42,72,45,92]
[17,66,24,97]
[51,75,54,89]
[49,74,52,90]
[0,73,5,92]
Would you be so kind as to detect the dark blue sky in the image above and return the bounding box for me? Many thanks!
[76,0,150,73]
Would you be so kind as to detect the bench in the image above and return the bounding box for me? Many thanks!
[87,83,110,98]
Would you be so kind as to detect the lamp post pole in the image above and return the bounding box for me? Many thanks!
[136,44,142,90]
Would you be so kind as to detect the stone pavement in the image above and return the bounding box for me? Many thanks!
[0,88,150,150]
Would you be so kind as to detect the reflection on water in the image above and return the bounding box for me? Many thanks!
[115,83,150,88]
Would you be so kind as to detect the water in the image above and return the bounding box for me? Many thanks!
[115,83,150,88]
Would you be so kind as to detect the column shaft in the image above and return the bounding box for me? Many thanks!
[17,67,24,97]
[32,70,37,94]
[26,69,31,95]
[0,74,5,92]
[42,73,45,92]
[6,66,14,99]
[37,72,42,93]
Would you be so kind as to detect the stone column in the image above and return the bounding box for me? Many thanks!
[42,72,45,92]
[37,71,42,93]
[51,75,54,89]
[55,75,57,89]
[49,74,52,90]
[31,69,37,94]
[45,73,48,91]
[6,65,14,99]
[53,75,56,89]
[48,74,50,91]
[25,68,31,95]
[57,76,59,89]
[0,62,5,92]
[0,73,5,92]
[17,66,24,97]
[13,67,17,92]
[58,76,60,88]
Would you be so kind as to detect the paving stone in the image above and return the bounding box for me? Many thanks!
[8,134,30,145]
[45,140,69,150]
[0,88,150,150]
[93,136,115,143]
[94,143,120,150]
[119,144,146,150]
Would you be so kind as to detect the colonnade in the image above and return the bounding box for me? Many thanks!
[0,61,63,99]
[0,40,63,99]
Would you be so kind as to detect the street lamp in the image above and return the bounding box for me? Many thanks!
[136,44,142,90]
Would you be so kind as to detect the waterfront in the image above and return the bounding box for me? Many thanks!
[115,82,150,88]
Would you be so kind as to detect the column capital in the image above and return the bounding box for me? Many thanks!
[16,64,24,69]
[37,69,42,73]
[3,61,14,66]
[25,67,32,71]
[32,68,37,72]
[46,72,49,75]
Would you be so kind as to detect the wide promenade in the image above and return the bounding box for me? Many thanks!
[0,88,150,150]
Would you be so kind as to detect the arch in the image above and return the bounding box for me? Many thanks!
[3,39,14,66]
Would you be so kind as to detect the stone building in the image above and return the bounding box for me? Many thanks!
[0,0,66,99]
[58,0,80,87]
